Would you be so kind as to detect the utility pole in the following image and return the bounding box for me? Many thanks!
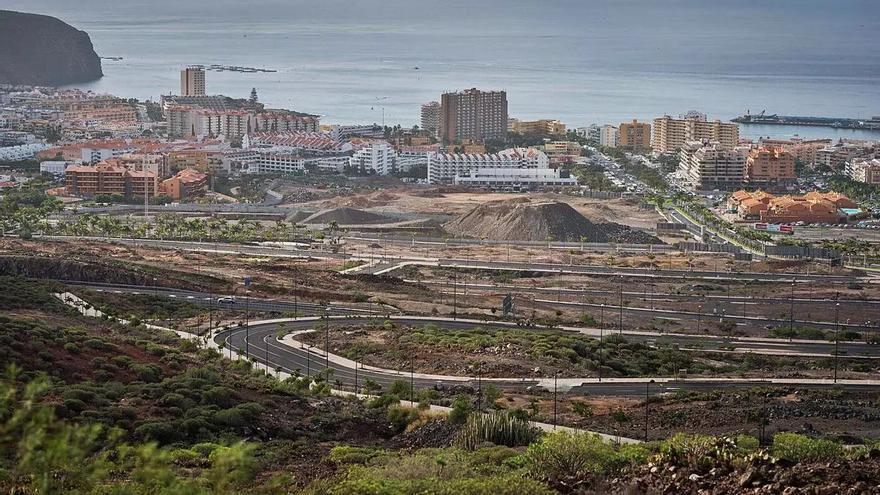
[618,276,624,334]
[410,360,415,404]
[834,302,840,383]
[553,370,559,430]
[789,281,795,336]
[645,379,655,441]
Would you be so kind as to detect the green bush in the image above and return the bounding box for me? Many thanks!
[387,405,421,433]
[771,433,843,463]
[328,446,387,465]
[524,432,649,481]
[455,411,540,450]
[447,395,474,425]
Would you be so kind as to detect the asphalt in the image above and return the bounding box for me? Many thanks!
[212,317,880,398]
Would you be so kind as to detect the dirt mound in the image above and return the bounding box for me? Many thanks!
[301,207,391,225]
[597,222,663,245]
[444,200,610,242]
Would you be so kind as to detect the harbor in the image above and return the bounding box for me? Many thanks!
[733,112,880,131]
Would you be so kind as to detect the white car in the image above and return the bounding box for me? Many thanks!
[217,296,236,304]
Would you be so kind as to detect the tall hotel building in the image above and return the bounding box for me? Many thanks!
[420,101,440,137]
[439,88,508,143]
[652,115,739,153]
[180,67,206,97]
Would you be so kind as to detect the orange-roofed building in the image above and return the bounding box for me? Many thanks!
[761,196,840,224]
[159,169,208,201]
[746,147,796,185]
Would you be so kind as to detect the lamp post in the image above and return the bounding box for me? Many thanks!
[645,379,655,442]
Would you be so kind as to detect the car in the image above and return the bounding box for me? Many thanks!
[217,296,236,304]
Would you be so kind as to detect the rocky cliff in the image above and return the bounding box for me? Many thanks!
[0,10,103,86]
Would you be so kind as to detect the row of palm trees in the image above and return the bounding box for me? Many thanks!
[41,214,324,243]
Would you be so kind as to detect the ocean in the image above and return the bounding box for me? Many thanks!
[5,0,880,140]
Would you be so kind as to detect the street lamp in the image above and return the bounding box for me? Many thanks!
[645,379,655,441]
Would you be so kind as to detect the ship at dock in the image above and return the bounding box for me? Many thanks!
[732,111,880,131]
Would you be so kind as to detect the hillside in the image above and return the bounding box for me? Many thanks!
[0,10,103,86]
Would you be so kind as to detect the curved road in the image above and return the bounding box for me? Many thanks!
[214,316,880,398]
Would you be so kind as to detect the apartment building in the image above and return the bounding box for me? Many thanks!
[427,147,549,184]
[759,138,830,166]
[599,125,618,147]
[159,168,208,200]
[508,118,566,136]
[420,101,440,137]
[745,147,796,185]
[847,158,880,184]
[679,141,747,190]
[439,88,508,143]
[454,167,577,190]
[243,132,351,155]
[252,111,320,134]
[64,163,157,198]
[618,120,651,149]
[652,115,739,153]
[180,67,206,97]
[349,142,399,175]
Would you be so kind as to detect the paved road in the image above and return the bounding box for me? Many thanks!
[214,317,880,398]
[412,279,880,307]
[70,282,879,358]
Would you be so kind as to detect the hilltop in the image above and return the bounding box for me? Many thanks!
[0,10,103,86]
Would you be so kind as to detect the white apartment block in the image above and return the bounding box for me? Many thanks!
[427,147,549,184]
[39,160,71,175]
[679,140,747,190]
[349,142,399,175]
[599,125,619,147]
[454,167,578,190]
[0,143,49,161]
[420,101,440,137]
[847,158,880,185]
[81,144,137,164]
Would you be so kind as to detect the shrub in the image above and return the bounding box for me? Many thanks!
[63,342,80,354]
[388,380,410,398]
[455,411,540,450]
[772,433,843,463]
[447,395,473,424]
[328,446,386,465]
[525,432,649,481]
[387,405,421,433]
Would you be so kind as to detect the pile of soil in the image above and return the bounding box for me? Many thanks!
[444,199,661,244]
[301,207,391,225]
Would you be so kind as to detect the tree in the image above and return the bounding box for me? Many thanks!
[249,88,259,105]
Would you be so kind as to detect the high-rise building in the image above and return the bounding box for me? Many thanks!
[847,159,880,185]
[618,120,651,149]
[180,67,206,97]
[599,125,619,147]
[745,147,796,185]
[679,140,747,190]
[420,101,440,137]
[439,88,508,143]
[652,115,739,153]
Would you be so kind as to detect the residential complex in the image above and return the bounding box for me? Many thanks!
[652,115,739,153]
[349,141,399,175]
[618,120,651,149]
[745,147,796,186]
[679,141,747,190]
[180,67,206,97]
[454,167,577,190]
[439,88,508,143]
[420,101,440,137]
[427,147,549,185]
[64,163,157,198]
[507,118,566,136]
[847,158,880,184]
[728,190,861,224]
